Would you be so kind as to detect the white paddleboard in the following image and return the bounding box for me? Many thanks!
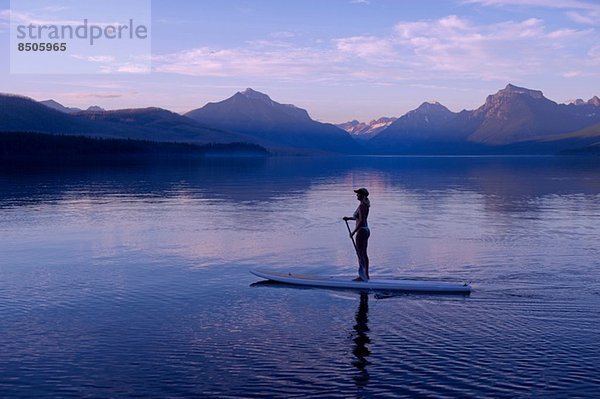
[251,269,472,294]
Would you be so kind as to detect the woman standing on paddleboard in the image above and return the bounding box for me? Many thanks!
[343,188,370,281]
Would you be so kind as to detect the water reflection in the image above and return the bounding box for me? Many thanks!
[1,157,599,214]
[351,293,371,389]
[2,156,599,273]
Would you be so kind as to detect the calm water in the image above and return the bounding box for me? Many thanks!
[1,156,600,398]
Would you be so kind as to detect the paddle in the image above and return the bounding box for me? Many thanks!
[344,218,360,258]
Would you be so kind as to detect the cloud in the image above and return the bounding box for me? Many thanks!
[69,54,150,74]
[151,14,598,83]
[463,0,600,24]
[588,45,600,66]
[350,0,370,4]
[546,28,591,39]
[89,56,115,63]
[155,18,196,25]
[410,83,451,90]
[64,92,124,100]
[0,9,8,30]
[5,9,120,27]
[566,11,597,24]
[154,45,345,79]
[463,0,599,10]
[97,63,150,74]
[334,36,395,59]
[40,6,70,12]
[6,10,82,26]
[113,64,150,74]
[389,15,595,79]
[244,39,295,48]
[270,31,297,39]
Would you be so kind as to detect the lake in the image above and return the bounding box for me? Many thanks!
[1,156,599,398]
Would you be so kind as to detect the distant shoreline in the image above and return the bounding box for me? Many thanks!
[0,132,270,164]
[2,132,598,165]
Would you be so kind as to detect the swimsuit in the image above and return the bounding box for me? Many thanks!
[353,206,369,231]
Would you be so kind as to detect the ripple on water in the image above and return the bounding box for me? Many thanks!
[2,158,600,397]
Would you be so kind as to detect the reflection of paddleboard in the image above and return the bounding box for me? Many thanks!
[250,269,472,294]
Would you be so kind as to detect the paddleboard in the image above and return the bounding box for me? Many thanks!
[250,269,472,294]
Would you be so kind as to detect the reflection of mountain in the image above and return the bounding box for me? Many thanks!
[2,157,599,216]
[559,142,600,155]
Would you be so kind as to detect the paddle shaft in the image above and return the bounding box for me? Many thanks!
[344,219,360,259]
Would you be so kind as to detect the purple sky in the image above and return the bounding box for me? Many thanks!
[1,0,599,122]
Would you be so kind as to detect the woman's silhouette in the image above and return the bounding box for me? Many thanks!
[343,188,371,281]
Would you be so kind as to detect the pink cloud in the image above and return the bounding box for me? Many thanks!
[151,14,597,83]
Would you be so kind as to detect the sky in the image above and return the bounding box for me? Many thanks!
[1,0,599,123]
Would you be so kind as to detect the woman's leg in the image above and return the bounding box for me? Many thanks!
[356,229,370,280]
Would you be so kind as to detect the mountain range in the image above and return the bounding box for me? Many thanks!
[40,99,106,114]
[336,117,397,141]
[185,88,361,153]
[1,84,600,155]
[1,89,361,155]
[362,84,600,154]
[0,94,250,145]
